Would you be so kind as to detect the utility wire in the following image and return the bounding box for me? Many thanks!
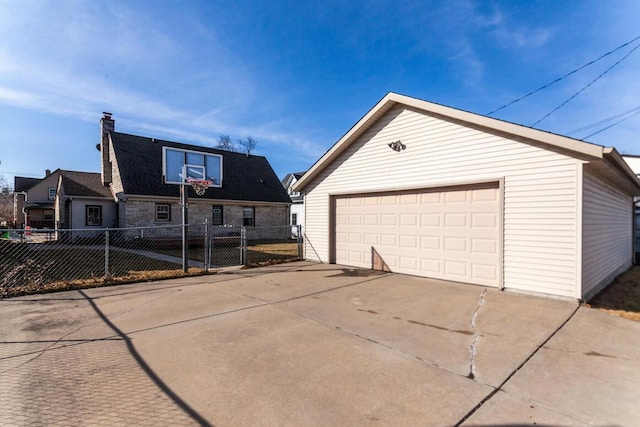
[532,43,640,126]
[581,109,640,140]
[486,35,640,116]
[567,104,640,135]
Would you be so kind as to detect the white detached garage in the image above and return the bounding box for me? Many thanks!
[294,93,640,300]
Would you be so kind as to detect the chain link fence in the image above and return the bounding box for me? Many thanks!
[242,225,303,266]
[0,223,302,298]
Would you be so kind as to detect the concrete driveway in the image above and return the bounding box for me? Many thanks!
[1,261,639,426]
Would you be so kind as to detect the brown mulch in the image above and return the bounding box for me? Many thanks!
[586,266,640,322]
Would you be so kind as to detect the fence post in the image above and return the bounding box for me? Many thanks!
[240,226,246,265]
[104,228,110,280]
[297,225,303,259]
[203,219,209,273]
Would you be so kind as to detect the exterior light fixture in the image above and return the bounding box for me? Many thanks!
[388,140,406,152]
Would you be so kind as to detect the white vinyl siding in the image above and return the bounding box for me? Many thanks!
[582,171,633,299]
[304,105,581,297]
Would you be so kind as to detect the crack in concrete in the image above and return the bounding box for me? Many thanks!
[467,288,487,380]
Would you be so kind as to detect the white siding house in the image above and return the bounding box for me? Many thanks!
[294,93,640,300]
[281,172,306,237]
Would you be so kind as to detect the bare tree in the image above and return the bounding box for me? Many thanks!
[238,136,257,155]
[216,134,236,152]
[0,173,13,227]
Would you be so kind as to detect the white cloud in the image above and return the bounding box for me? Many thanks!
[0,0,328,163]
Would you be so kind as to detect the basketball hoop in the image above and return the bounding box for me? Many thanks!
[186,178,211,196]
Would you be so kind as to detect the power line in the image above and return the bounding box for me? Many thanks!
[581,108,640,140]
[567,105,640,135]
[532,43,640,126]
[486,34,640,116]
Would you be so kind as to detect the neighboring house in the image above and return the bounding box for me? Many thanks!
[13,170,62,229]
[294,92,640,301]
[281,171,306,236]
[13,170,114,230]
[13,175,42,228]
[622,155,640,254]
[54,171,116,230]
[98,113,290,236]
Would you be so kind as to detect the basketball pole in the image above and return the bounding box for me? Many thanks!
[181,169,189,273]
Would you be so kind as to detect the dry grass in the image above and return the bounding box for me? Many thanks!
[587,266,640,322]
[1,268,212,299]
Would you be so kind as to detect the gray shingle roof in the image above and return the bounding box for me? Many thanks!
[59,171,112,198]
[14,177,41,192]
[110,132,291,203]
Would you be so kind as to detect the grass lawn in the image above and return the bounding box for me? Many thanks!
[588,265,640,322]
[245,241,300,264]
[153,240,300,265]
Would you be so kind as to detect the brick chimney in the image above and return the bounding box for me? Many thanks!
[100,112,114,186]
[45,169,51,176]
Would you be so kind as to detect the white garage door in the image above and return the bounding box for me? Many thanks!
[334,183,501,287]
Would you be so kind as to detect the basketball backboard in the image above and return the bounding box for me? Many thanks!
[162,146,222,187]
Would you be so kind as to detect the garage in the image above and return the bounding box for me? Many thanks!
[294,93,640,300]
[334,182,500,286]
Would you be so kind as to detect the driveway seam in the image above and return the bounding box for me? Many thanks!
[454,302,581,426]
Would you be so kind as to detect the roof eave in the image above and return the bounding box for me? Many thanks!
[602,147,640,194]
[294,92,607,191]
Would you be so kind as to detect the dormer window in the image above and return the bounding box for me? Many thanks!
[48,188,56,201]
[163,147,222,187]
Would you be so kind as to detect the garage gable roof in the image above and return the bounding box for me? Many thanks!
[294,92,640,193]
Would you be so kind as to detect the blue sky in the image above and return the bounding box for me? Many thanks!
[1,1,640,185]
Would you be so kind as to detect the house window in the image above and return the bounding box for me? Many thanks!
[48,188,56,201]
[243,207,254,227]
[163,147,223,187]
[212,205,223,225]
[291,213,297,226]
[288,187,300,197]
[86,205,102,226]
[156,203,171,222]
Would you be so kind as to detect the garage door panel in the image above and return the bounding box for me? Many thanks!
[472,238,498,254]
[444,213,467,227]
[421,236,441,250]
[421,259,442,274]
[445,190,468,203]
[445,261,467,276]
[472,212,497,227]
[445,237,467,252]
[334,184,500,287]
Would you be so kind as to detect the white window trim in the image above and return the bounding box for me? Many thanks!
[243,207,255,227]
[155,203,171,222]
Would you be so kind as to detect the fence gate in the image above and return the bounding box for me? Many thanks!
[207,226,243,268]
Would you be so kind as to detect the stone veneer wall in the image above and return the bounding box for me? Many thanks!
[120,198,289,239]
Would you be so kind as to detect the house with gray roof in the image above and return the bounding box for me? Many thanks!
[13,175,43,227]
[13,114,290,236]
[98,113,291,235]
[54,170,116,230]
[13,169,114,230]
